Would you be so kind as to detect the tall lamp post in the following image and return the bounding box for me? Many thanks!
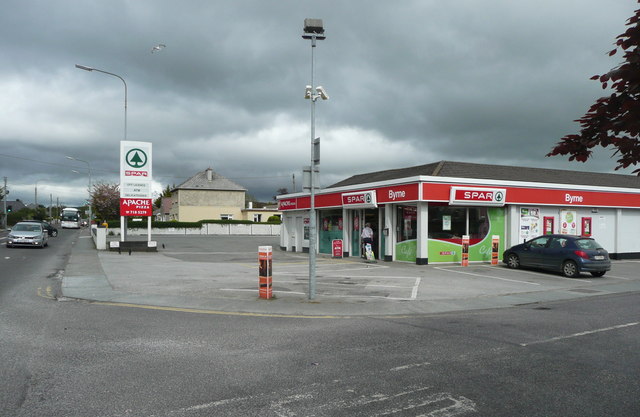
[75,64,128,239]
[67,156,92,226]
[34,179,46,209]
[302,18,328,300]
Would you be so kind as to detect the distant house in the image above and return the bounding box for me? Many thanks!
[169,168,248,222]
[242,202,281,223]
[154,197,172,221]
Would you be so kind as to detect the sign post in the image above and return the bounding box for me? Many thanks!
[120,141,153,243]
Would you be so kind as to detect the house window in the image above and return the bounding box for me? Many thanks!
[253,214,262,222]
[220,214,233,220]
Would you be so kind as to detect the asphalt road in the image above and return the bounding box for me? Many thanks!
[1,230,639,416]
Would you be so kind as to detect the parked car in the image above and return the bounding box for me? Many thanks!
[6,221,49,248]
[503,234,610,278]
[23,220,58,237]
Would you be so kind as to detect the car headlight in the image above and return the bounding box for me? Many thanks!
[8,234,16,239]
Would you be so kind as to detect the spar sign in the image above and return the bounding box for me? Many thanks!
[449,187,506,206]
[120,141,153,216]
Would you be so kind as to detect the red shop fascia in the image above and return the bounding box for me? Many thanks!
[278,180,640,210]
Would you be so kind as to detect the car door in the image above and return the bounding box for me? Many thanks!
[519,236,551,267]
[539,237,568,270]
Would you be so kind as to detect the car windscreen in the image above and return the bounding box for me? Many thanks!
[13,224,41,232]
[575,239,604,250]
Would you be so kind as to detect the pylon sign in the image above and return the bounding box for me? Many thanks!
[120,141,153,216]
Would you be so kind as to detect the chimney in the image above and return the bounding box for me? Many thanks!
[206,168,213,181]
[248,201,253,209]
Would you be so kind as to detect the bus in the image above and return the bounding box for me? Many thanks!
[61,207,81,229]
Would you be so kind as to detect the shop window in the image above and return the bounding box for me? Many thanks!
[396,206,417,242]
[428,205,490,244]
[428,205,466,240]
[319,209,343,254]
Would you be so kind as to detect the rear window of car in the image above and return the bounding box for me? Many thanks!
[575,239,603,250]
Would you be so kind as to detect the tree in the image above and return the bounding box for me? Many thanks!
[547,4,640,174]
[154,185,173,208]
[272,187,289,201]
[90,182,120,220]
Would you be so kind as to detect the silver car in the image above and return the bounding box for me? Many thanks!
[7,221,49,248]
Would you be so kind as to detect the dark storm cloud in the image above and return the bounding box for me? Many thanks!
[1,0,638,205]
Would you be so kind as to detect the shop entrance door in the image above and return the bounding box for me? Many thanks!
[363,208,379,259]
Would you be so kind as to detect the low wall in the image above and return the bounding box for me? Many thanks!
[106,223,281,237]
[91,225,107,250]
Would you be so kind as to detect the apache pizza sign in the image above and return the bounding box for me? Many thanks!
[449,187,507,206]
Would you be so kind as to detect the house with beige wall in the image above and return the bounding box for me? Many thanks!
[169,168,282,222]
[170,168,247,222]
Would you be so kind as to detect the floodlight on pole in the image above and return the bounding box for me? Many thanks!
[302,18,327,301]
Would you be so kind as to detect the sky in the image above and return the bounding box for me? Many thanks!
[1,0,638,207]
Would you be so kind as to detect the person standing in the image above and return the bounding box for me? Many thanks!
[361,222,374,258]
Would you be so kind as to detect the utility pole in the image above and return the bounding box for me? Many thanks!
[2,177,7,229]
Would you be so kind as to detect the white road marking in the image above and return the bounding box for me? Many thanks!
[174,384,477,416]
[434,267,540,285]
[520,322,640,347]
[390,361,431,372]
[411,277,421,299]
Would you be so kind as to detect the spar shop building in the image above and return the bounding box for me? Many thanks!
[276,161,640,264]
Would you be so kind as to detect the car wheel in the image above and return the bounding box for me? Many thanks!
[562,260,579,278]
[506,253,520,269]
[591,271,606,277]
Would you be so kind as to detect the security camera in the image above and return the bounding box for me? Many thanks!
[304,85,312,99]
[316,86,329,100]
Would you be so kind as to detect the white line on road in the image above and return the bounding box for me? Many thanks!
[520,322,639,347]
[478,265,592,282]
[411,277,421,299]
[434,267,540,285]
[390,361,431,372]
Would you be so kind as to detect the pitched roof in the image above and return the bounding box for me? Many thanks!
[173,168,246,192]
[329,160,640,189]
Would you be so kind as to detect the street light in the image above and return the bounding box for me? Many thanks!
[302,18,327,300]
[75,64,128,141]
[67,156,92,226]
[34,179,46,208]
[75,63,128,238]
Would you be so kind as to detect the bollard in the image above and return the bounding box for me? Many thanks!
[491,235,500,265]
[461,235,469,267]
[258,246,273,299]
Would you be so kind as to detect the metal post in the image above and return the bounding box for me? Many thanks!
[308,34,317,300]
[2,177,7,229]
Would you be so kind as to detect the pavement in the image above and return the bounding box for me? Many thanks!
[61,229,640,317]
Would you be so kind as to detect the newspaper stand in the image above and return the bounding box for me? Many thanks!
[258,246,273,299]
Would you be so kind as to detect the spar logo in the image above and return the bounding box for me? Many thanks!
[450,187,507,206]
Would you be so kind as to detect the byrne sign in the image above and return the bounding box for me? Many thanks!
[120,141,153,217]
[449,187,506,206]
[342,190,377,208]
